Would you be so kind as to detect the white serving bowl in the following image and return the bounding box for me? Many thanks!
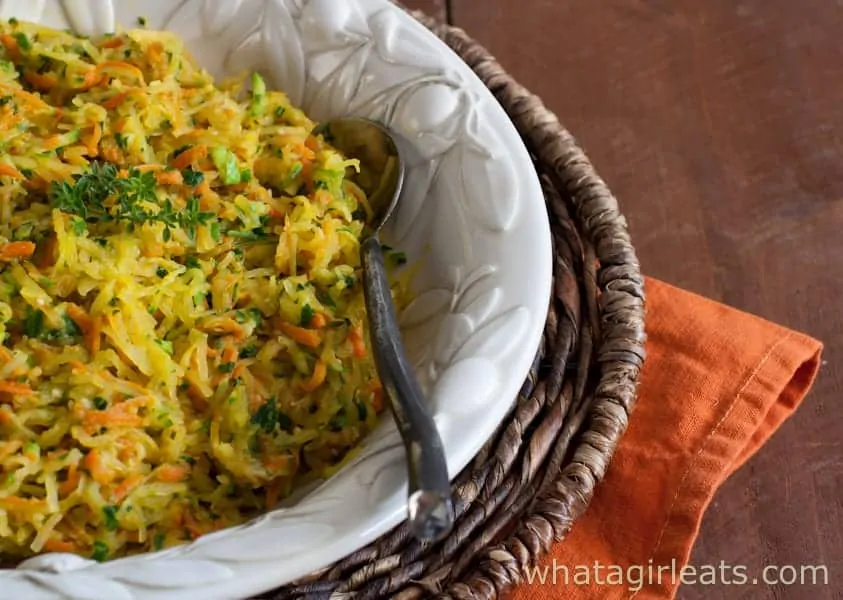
[0,1,552,598]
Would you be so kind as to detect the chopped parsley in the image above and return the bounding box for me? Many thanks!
[12,32,30,51]
[92,396,108,410]
[181,168,203,187]
[22,308,45,338]
[102,505,119,531]
[91,540,109,562]
[355,399,368,422]
[251,398,293,433]
[239,344,258,358]
[217,362,235,374]
[329,409,348,431]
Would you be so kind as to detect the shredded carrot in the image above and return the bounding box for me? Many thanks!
[43,538,77,553]
[77,68,103,91]
[279,322,321,348]
[183,510,205,539]
[83,411,144,431]
[42,134,65,150]
[155,464,189,483]
[301,359,327,392]
[348,323,367,358]
[102,91,129,110]
[100,143,122,163]
[58,464,80,497]
[304,135,321,152]
[23,71,58,91]
[0,380,35,396]
[0,410,13,425]
[264,452,298,474]
[297,141,316,162]
[0,34,20,61]
[155,170,183,185]
[221,345,238,364]
[112,474,143,503]
[371,383,384,413]
[310,313,327,329]
[0,163,23,179]
[83,449,115,485]
[97,36,124,49]
[66,303,92,330]
[0,497,47,511]
[0,241,35,261]
[199,317,246,341]
[87,316,102,354]
[85,122,102,156]
[66,304,102,355]
[172,145,207,169]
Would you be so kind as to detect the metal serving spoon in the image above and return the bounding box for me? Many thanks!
[312,117,454,543]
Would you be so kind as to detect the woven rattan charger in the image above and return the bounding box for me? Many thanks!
[260,7,647,600]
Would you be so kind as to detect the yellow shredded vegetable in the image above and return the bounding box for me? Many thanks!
[0,20,410,562]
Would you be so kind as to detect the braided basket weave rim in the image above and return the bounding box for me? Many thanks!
[260,7,648,600]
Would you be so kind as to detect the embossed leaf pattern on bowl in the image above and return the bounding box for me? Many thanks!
[0,0,551,598]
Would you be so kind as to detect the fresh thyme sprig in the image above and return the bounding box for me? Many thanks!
[49,161,216,240]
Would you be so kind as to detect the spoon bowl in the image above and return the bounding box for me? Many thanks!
[313,118,455,543]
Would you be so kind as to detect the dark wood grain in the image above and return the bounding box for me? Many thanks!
[401,0,448,22]
[451,1,843,598]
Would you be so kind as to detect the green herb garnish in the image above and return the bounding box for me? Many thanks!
[181,168,203,187]
[300,304,314,327]
[239,344,258,358]
[102,506,119,531]
[91,540,109,562]
[22,308,45,338]
[12,32,30,51]
[155,339,173,355]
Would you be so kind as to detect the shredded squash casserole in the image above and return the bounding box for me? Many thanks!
[0,20,407,561]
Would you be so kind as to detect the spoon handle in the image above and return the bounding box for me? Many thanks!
[360,235,454,543]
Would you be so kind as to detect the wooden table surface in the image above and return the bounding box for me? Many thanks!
[404,1,843,598]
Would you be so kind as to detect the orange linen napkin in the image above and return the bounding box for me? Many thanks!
[508,276,823,600]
